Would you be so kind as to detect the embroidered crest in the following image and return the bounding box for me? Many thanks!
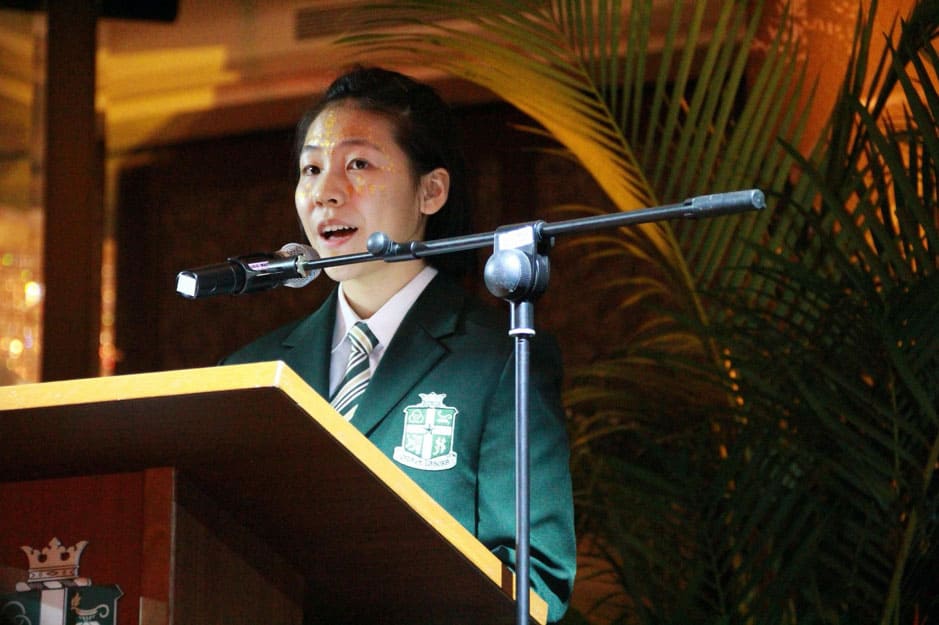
[393,392,458,470]
[1,538,122,625]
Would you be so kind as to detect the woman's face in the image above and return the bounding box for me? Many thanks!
[295,104,448,286]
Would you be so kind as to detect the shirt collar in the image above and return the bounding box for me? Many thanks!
[332,265,439,352]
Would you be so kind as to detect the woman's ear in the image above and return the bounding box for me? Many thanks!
[419,168,450,216]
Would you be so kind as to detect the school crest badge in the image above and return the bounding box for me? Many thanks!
[393,392,458,470]
[0,538,122,625]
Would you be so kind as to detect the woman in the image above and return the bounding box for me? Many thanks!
[224,66,576,622]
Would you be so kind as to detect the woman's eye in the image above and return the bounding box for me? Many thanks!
[301,164,320,176]
[349,158,369,171]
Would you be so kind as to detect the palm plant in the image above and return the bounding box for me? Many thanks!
[338,1,939,623]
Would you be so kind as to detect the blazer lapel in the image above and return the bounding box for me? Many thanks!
[281,289,337,399]
[351,275,465,437]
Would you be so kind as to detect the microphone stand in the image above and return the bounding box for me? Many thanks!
[298,189,766,625]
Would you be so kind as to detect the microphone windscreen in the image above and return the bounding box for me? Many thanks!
[278,242,320,288]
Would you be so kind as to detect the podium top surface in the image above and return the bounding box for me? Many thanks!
[0,361,547,624]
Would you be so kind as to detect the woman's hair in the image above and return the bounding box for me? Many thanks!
[295,66,475,278]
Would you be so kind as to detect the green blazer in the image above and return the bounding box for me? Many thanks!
[223,273,576,621]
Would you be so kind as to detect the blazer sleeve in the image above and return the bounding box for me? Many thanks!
[477,333,577,622]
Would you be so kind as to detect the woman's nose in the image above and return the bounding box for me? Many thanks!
[313,169,348,207]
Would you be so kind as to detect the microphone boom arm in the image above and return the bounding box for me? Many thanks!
[349,188,765,268]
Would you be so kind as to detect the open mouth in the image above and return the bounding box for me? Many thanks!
[321,224,358,240]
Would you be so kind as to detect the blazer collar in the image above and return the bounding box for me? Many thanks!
[281,288,338,398]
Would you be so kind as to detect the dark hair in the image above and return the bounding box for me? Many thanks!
[295,66,475,278]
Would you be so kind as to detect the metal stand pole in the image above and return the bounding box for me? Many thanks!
[484,225,551,625]
[511,301,534,625]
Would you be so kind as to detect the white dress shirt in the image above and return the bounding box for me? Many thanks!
[329,265,438,396]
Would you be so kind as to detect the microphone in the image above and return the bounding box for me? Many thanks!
[176,242,320,299]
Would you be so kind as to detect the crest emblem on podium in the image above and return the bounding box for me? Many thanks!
[393,392,459,470]
[0,538,122,625]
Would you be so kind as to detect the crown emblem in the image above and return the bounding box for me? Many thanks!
[417,392,448,406]
[20,538,89,586]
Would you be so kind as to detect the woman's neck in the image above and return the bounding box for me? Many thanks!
[340,260,427,319]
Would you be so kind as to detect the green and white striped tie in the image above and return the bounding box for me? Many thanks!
[330,321,379,420]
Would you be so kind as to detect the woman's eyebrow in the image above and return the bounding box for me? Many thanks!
[301,138,382,153]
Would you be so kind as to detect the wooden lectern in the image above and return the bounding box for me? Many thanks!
[0,361,547,624]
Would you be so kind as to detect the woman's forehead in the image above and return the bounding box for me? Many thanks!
[304,105,396,150]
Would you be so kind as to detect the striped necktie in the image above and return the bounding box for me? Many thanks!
[330,321,379,420]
